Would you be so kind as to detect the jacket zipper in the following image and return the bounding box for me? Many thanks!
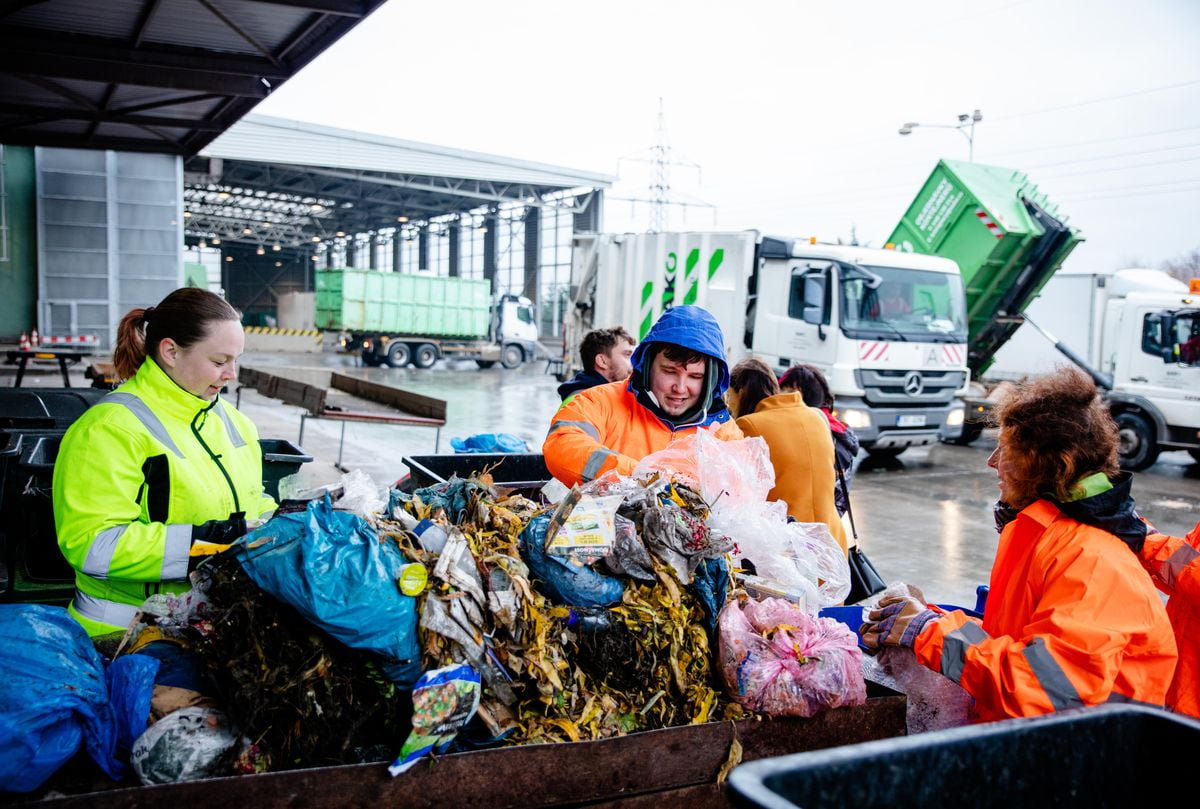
[191,402,241,514]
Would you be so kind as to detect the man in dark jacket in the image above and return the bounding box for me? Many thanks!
[557,327,636,402]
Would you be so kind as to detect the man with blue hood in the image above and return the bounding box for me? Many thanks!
[544,305,742,487]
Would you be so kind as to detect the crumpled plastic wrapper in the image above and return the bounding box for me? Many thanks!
[334,469,388,517]
[130,707,245,785]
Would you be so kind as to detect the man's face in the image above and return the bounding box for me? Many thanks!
[648,351,706,415]
[596,339,635,382]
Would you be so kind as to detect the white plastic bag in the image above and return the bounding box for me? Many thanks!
[334,469,387,517]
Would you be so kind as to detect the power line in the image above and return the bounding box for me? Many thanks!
[1042,153,1200,180]
[987,124,1200,158]
[1025,141,1200,171]
[991,78,1200,123]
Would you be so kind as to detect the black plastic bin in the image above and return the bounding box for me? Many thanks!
[403,453,550,493]
[2,433,75,602]
[0,387,106,430]
[260,438,313,500]
[728,705,1200,809]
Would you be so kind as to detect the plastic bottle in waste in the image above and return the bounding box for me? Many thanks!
[565,608,612,632]
[413,519,448,554]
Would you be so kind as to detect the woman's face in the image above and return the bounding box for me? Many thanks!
[987,439,1018,504]
[158,319,244,400]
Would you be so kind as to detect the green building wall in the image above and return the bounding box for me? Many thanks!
[1,145,37,339]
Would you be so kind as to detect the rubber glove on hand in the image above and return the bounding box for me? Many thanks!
[860,593,939,650]
[192,513,248,545]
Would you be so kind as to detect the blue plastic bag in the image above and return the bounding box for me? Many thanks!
[236,496,421,687]
[519,514,625,607]
[106,653,160,754]
[450,433,529,454]
[0,604,124,792]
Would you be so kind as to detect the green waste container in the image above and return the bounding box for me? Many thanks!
[260,438,313,500]
[887,159,1083,377]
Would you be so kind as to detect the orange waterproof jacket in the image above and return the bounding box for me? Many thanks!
[735,392,847,553]
[544,380,743,486]
[912,499,1177,721]
[1140,520,1200,718]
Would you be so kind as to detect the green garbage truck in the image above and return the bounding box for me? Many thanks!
[316,269,539,370]
[889,160,1200,468]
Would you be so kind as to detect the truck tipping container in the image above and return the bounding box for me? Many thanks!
[888,159,1083,379]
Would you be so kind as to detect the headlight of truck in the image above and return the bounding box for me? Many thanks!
[362,339,373,350]
[839,409,872,430]
[946,406,965,427]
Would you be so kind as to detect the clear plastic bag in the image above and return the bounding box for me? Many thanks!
[718,597,866,717]
[634,428,775,509]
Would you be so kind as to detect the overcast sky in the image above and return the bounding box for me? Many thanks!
[255,0,1200,272]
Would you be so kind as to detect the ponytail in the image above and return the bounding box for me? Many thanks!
[112,289,240,383]
[113,307,150,381]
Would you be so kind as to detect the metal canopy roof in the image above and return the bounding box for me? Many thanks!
[0,0,388,156]
[184,114,614,248]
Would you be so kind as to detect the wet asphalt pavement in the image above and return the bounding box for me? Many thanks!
[229,350,1200,609]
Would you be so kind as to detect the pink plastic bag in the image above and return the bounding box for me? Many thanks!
[718,597,866,717]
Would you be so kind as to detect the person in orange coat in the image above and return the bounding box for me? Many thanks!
[727,358,847,554]
[1139,519,1200,718]
[860,369,1177,721]
[544,306,741,486]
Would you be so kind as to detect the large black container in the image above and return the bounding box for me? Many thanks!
[0,387,106,430]
[728,705,1200,809]
[403,453,550,492]
[259,438,313,500]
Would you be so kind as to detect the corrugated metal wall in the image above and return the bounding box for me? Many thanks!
[36,148,183,347]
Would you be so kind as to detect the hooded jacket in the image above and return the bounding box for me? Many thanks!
[544,306,740,486]
[911,486,1176,721]
[53,357,276,637]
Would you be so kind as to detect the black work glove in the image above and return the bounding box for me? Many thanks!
[192,512,248,545]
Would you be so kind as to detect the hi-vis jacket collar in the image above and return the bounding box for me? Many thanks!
[136,356,222,423]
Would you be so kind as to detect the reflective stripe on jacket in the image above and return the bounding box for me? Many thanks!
[912,499,1177,721]
[1140,520,1200,718]
[544,380,743,487]
[53,357,275,636]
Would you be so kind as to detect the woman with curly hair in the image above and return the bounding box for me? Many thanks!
[860,368,1176,720]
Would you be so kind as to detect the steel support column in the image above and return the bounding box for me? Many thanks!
[391,232,401,273]
[447,222,460,278]
[523,205,540,303]
[483,208,497,286]
[418,227,429,272]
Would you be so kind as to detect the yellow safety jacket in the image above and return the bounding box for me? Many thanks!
[53,357,275,636]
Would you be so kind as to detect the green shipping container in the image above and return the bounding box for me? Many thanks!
[315,269,492,338]
[887,159,1083,375]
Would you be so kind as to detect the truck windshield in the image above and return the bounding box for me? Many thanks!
[840,265,966,343]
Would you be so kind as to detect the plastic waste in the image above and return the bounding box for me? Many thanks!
[0,604,125,792]
[389,664,481,776]
[519,513,625,607]
[106,653,160,753]
[634,429,776,510]
[450,433,529,453]
[600,514,657,581]
[129,706,243,785]
[546,494,623,561]
[565,607,613,633]
[718,597,866,717]
[334,468,387,517]
[236,496,421,686]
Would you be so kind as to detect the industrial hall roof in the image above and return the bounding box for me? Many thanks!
[184,114,614,248]
[0,0,388,156]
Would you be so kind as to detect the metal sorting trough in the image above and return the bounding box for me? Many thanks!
[24,683,905,808]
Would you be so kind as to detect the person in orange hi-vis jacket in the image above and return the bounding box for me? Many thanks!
[1139,519,1200,718]
[544,305,742,487]
[860,368,1177,721]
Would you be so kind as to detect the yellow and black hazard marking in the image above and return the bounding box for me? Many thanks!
[243,326,322,340]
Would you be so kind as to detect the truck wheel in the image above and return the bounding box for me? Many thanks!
[1190,449,1200,465]
[500,344,524,369]
[948,422,985,446]
[866,446,906,460]
[361,350,382,368]
[386,342,411,368]
[475,360,497,369]
[413,343,438,369]
[1115,412,1159,471]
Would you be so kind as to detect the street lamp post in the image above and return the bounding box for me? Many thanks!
[899,109,983,161]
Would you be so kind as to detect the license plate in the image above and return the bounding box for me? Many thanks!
[897,414,927,427]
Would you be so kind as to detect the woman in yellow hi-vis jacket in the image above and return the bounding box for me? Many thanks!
[53,288,276,637]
